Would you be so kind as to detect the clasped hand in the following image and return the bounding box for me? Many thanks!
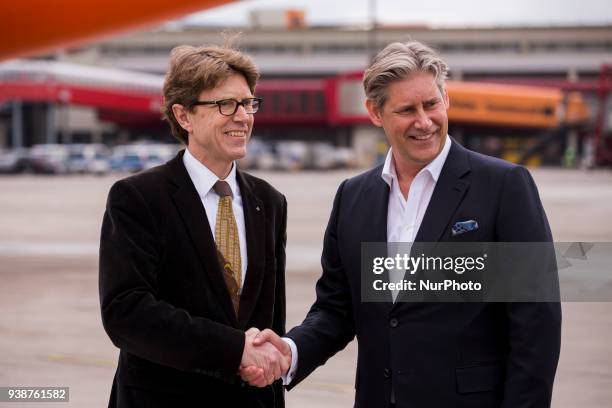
[239,328,291,387]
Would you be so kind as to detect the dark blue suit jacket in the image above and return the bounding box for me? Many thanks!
[286,140,561,408]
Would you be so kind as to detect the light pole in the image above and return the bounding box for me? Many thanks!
[368,0,378,63]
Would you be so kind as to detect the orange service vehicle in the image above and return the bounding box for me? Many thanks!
[330,72,590,130]
[446,81,589,129]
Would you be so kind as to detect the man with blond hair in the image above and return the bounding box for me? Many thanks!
[100,44,288,407]
[245,41,561,407]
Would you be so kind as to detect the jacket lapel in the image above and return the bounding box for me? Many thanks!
[235,170,266,329]
[394,140,470,306]
[414,140,471,243]
[166,151,238,326]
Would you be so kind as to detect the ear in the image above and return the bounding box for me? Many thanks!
[171,104,192,134]
[365,99,383,127]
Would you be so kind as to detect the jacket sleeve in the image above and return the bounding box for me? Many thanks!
[99,179,245,383]
[272,195,288,337]
[496,166,562,408]
[286,180,356,388]
[271,195,288,407]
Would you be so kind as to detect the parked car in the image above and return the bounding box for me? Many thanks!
[110,143,181,173]
[66,144,110,175]
[310,142,337,170]
[333,147,357,169]
[275,141,309,171]
[110,149,145,173]
[0,148,32,174]
[141,144,180,170]
[29,144,69,174]
[239,138,275,170]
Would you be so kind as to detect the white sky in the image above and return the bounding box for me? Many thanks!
[180,0,612,27]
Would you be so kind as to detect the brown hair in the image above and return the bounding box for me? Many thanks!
[162,44,259,144]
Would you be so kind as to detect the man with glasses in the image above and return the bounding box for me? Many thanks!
[99,44,288,407]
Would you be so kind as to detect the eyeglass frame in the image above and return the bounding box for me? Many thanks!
[190,97,263,116]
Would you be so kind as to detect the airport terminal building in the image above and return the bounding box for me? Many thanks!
[1,18,611,166]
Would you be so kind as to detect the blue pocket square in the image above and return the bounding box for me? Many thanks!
[451,220,479,236]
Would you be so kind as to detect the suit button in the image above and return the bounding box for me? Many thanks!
[384,368,391,378]
[389,318,399,328]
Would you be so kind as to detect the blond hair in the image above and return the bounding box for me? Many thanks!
[363,41,449,110]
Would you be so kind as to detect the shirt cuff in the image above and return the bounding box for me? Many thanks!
[281,337,298,385]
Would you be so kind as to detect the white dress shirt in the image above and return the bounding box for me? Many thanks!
[182,148,248,287]
[383,135,451,301]
[283,135,452,386]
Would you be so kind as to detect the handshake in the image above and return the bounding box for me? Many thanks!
[239,328,292,387]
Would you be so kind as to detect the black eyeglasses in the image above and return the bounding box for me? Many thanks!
[191,97,263,116]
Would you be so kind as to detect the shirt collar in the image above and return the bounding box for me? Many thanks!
[381,134,452,187]
[182,148,238,199]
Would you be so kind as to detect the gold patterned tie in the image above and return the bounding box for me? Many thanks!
[213,180,241,316]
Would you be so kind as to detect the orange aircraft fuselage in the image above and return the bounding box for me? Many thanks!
[0,0,233,61]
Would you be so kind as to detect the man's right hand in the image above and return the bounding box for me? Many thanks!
[240,328,290,386]
[239,328,292,387]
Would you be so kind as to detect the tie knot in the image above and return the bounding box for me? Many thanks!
[213,180,232,198]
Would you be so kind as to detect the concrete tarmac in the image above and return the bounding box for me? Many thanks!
[0,168,611,407]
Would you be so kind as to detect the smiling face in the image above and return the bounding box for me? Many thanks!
[172,73,254,178]
[366,70,449,175]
